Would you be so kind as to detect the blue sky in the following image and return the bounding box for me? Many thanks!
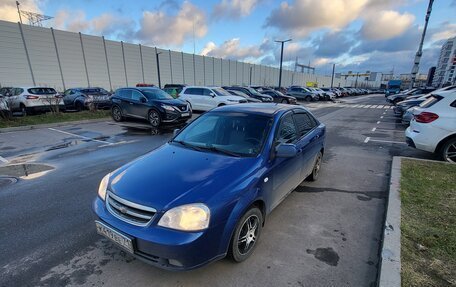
[2,0,455,75]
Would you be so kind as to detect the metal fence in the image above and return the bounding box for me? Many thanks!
[0,20,353,92]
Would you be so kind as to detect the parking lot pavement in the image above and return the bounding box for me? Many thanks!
[0,95,434,286]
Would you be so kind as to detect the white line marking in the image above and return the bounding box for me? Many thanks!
[377,121,381,124]
[380,116,384,119]
[48,128,113,145]
[390,106,394,109]
[364,137,370,143]
[370,105,377,108]
[369,139,406,144]
[372,127,377,132]
[0,156,8,163]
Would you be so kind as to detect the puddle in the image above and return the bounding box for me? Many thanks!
[46,142,73,151]
[93,136,110,141]
[0,146,15,151]
[306,247,340,266]
[0,163,54,179]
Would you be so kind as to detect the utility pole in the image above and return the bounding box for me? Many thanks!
[249,66,253,85]
[410,0,434,89]
[16,1,22,24]
[330,64,335,88]
[275,39,292,89]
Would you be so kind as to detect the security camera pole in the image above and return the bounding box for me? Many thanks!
[275,39,292,89]
[409,0,434,89]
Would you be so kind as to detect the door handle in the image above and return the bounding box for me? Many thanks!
[129,102,133,105]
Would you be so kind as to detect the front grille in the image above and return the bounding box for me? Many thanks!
[106,192,156,227]
[239,99,247,103]
[178,105,188,111]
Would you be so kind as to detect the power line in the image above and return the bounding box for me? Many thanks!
[16,1,53,27]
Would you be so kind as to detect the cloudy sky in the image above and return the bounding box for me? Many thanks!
[1,0,455,75]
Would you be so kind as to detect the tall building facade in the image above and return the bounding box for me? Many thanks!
[432,36,456,87]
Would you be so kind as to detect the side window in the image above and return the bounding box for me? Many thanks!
[119,89,132,99]
[276,113,297,144]
[131,90,143,101]
[14,88,24,96]
[202,89,213,96]
[293,112,318,137]
[450,100,456,108]
[185,88,198,95]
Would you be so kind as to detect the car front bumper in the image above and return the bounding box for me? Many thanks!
[162,109,192,125]
[93,197,226,270]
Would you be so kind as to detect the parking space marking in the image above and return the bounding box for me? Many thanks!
[371,127,377,132]
[0,156,8,163]
[364,137,371,143]
[48,128,113,145]
[368,138,406,144]
[377,121,381,124]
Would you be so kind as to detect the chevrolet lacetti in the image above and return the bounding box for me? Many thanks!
[93,103,326,270]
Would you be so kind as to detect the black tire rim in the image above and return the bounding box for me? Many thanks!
[237,215,259,255]
[313,154,322,178]
[21,106,26,116]
[281,99,287,103]
[112,107,121,121]
[443,141,456,163]
[149,111,160,127]
[305,96,311,102]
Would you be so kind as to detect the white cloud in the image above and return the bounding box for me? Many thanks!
[136,2,207,46]
[200,38,263,60]
[265,0,369,38]
[212,0,260,19]
[361,10,415,40]
[53,10,134,37]
[0,0,43,22]
[430,23,456,42]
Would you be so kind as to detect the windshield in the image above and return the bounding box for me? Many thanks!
[213,87,232,97]
[245,87,262,96]
[140,88,174,100]
[173,112,271,157]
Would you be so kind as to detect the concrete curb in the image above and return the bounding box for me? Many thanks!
[378,156,402,287]
[0,117,111,133]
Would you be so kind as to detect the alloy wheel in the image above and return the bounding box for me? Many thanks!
[443,140,456,163]
[237,215,259,255]
[149,110,160,127]
[313,154,322,178]
[112,106,122,122]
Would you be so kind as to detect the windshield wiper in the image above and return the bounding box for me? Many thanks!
[171,140,205,152]
[202,145,242,157]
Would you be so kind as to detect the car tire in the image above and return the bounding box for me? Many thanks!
[305,96,311,102]
[306,151,322,181]
[228,206,263,263]
[148,110,161,127]
[111,105,123,122]
[20,104,27,117]
[281,99,288,104]
[439,137,456,163]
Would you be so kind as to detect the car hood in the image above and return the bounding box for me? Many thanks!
[153,98,187,105]
[222,95,246,101]
[108,143,259,210]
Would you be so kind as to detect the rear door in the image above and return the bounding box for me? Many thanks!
[292,110,323,178]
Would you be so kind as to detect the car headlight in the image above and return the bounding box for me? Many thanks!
[158,203,210,231]
[162,104,176,111]
[98,173,111,200]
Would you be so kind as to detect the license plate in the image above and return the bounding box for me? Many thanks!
[181,112,190,117]
[95,221,134,253]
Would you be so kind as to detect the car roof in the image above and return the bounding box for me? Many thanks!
[211,103,306,117]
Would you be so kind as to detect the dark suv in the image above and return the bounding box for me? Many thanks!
[111,87,191,127]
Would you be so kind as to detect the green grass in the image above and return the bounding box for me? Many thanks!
[401,159,456,287]
[0,110,110,129]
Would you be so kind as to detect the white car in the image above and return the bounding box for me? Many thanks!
[6,87,65,115]
[405,90,456,163]
[179,86,247,111]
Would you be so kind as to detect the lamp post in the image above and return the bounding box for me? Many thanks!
[275,39,292,89]
[155,50,162,88]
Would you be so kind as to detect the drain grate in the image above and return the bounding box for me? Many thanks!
[0,176,18,187]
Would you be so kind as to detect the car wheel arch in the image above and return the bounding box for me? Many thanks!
[435,133,456,154]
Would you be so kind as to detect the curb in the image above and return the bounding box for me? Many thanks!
[0,117,111,133]
[378,156,402,287]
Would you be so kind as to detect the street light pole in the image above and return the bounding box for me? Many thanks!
[16,1,22,24]
[275,39,291,89]
[330,64,335,88]
[249,66,253,85]
[155,49,162,88]
[410,0,434,89]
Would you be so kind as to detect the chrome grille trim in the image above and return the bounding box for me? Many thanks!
[106,191,156,227]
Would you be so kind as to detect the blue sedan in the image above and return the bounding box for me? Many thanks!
[93,103,326,270]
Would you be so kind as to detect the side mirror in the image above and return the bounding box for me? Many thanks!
[210,92,215,97]
[275,143,298,158]
[140,97,147,103]
[173,129,180,137]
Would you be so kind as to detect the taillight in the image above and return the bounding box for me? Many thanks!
[25,95,39,99]
[55,94,63,98]
[415,112,439,123]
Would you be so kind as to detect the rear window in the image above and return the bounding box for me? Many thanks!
[28,88,56,95]
[419,95,443,108]
[213,88,232,97]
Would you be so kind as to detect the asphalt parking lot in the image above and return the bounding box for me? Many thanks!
[0,94,434,287]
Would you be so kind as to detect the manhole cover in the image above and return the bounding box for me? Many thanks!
[0,177,18,187]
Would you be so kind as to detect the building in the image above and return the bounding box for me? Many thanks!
[432,36,456,87]
[426,66,436,86]
[400,73,428,88]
